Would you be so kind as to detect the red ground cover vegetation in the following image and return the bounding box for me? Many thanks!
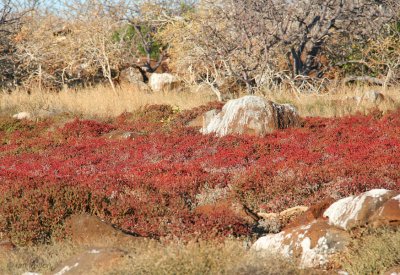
[0,104,399,244]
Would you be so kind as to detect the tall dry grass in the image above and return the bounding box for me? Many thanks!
[0,239,304,275]
[3,229,398,274]
[0,83,215,119]
[1,83,399,119]
[262,85,400,117]
[337,228,400,274]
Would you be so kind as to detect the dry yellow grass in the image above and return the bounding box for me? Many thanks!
[0,239,304,275]
[1,83,399,119]
[0,83,215,119]
[262,85,400,117]
[3,229,398,274]
[337,228,400,274]
[0,240,80,275]
[112,240,304,275]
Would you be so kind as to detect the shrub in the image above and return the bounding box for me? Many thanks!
[338,228,400,274]
[59,119,116,139]
[0,108,400,244]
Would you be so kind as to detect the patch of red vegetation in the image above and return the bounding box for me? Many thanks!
[0,105,400,244]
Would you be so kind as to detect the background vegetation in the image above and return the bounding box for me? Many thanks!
[1,0,399,96]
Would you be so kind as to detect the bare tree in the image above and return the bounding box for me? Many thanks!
[15,1,132,90]
[107,0,197,81]
[162,0,400,97]
[0,0,37,89]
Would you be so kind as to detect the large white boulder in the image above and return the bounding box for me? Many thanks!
[323,189,397,230]
[201,96,300,137]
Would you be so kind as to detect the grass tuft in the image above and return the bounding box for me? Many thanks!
[338,228,400,274]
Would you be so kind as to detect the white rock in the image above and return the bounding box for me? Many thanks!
[149,73,179,92]
[12,112,31,120]
[252,220,350,268]
[201,96,299,137]
[252,231,292,257]
[54,263,79,275]
[323,189,394,230]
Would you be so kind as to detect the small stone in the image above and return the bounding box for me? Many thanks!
[12,112,31,120]
[149,73,180,92]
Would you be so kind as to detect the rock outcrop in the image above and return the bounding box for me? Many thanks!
[253,189,400,269]
[201,96,300,137]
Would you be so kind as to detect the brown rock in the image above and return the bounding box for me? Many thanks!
[285,198,335,229]
[368,194,400,228]
[201,96,300,137]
